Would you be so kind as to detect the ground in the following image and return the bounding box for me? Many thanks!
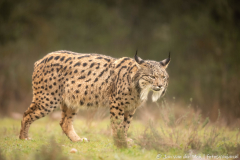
[0,117,159,160]
[0,105,240,160]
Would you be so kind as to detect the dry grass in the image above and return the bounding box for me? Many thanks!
[34,138,69,160]
[135,99,240,155]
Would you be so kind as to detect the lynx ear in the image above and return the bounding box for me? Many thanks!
[160,52,171,69]
[134,50,144,64]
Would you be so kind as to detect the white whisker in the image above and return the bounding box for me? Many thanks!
[152,89,164,102]
[140,85,151,101]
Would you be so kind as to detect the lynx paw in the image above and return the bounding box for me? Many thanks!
[127,138,133,143]
[76,137,88,142]
[127,138,134,147]
[82,137,88,142]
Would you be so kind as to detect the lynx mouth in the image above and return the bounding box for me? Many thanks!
[152,86,163,91]
[152,88,161,91]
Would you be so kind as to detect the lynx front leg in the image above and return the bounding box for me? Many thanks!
[123,109,136,143]
[110,103,126,147]
[60,104,87,142]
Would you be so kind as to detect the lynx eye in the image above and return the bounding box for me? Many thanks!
[162,75,166,79]
[149,75,155,79]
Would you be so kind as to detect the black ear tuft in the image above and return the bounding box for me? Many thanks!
[160,52,171,68]
[134,50,141,64]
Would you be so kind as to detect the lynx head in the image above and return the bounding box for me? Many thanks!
[134,51,170,102]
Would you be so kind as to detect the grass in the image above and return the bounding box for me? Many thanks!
[0,117,156,160]
[0,102,240,160]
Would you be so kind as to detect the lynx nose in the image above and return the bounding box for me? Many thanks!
[157,85,163,89]
[153,85,162,91]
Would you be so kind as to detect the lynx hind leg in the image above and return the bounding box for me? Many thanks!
[60,104,87,142]
[19,102,54,140]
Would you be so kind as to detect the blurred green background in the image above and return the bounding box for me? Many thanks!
[0,0,239,123]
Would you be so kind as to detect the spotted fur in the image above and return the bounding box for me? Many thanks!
[19,50,170,145]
